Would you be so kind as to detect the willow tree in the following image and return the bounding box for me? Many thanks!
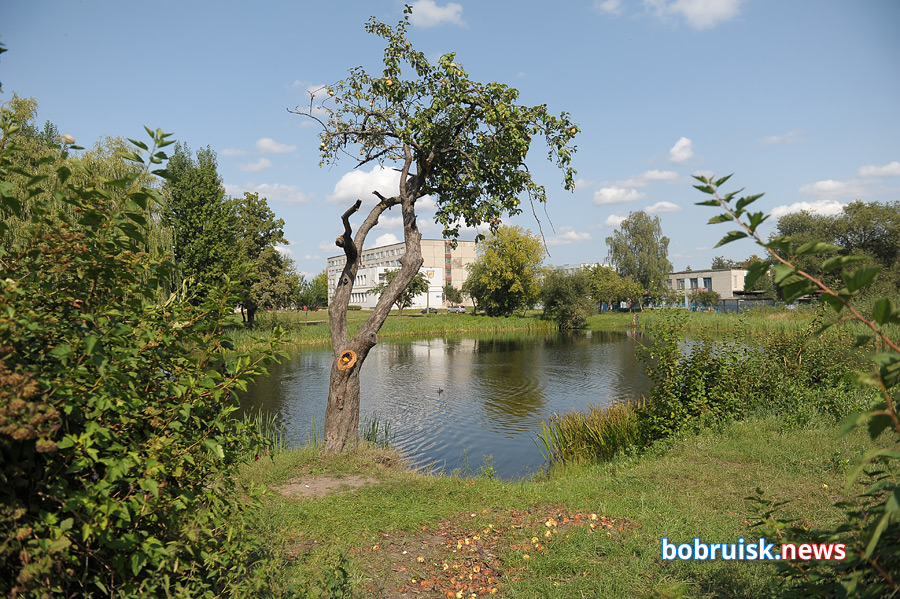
[292,8,578,452]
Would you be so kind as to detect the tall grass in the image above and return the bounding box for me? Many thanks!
[537,399,644,464]
[242,410,288,455]
[360,413,393,449]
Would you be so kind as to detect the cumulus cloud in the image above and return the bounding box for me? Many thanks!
[237,158,273,172]
[771,200,845,218]
[594,187,646,205]
[409,0,465,27]
[319,240,337,251]
[256,137,297,154]
[647,0,744,29]
[859,161,900,177]
[645,201,681,213]
[546,226,592,247]
[225,182,310,204]
[604,214,627,228]
[328,166,401,203]
[375,233,401,246]
[668,137,694,164]
[594,0,622,14]
[761,129,803,145]
[220,148,246,157]
[799,179,866,200]
[620,169,680,187]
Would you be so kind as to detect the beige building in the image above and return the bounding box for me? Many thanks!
[326,239,476,309]
[665,268,747,306]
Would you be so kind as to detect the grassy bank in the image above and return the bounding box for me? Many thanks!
[229,309,637,352]
[241,415,878,598]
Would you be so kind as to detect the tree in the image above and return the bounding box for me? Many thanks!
[541,268,593,329]
[605,211,672,294]
[689,288,721,308]
[162,144,241,296]
[0,123,276,597]
[308,270,329,307]
[463,226,545,317]
[292,10,577,452]
[230,191,295,327]
[369,269,428,315]
[585,264,623,310]
[443,282,463,305]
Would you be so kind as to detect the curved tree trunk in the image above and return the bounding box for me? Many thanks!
[323,147,425,453]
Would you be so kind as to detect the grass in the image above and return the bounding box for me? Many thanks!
[537,399,644,464]
[241,414,882,598]
[228,309,637,353]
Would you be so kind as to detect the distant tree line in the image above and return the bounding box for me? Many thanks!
[1,97,329,328]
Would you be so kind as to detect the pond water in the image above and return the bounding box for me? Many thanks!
[239,329,651,479]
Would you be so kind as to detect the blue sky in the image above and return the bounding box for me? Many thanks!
[3,0,899,276]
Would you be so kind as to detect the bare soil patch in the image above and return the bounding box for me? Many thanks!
[274,474,379,499]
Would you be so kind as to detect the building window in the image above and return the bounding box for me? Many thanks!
[666,279,672,289]
[690,278,699,289]
[677,279,685,290]
[703,277,712,290]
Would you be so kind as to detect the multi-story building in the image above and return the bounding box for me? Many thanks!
[325,239,476,309]
[664,268,747,306]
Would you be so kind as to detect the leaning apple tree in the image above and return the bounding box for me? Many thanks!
[293,8,578,453]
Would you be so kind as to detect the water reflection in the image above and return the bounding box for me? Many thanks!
[239,329,650,478]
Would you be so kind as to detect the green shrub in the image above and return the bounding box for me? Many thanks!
[0,115,280,597]
[347,304,362,311]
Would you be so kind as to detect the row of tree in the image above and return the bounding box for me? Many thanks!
[2,96,329,327]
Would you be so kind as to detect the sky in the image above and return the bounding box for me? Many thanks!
[3,0,899,277]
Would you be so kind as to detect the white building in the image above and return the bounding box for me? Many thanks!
[664,268,747,306]
[325,239,477,309]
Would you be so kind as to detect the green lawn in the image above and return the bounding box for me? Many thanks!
[241,415,876,598]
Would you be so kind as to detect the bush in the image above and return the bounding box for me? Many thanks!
[0,116,280,597]
[347,304,362,311]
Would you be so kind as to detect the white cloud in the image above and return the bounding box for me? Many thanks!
[256,137,297,154]
[645,201,681,213]
[302,254,321,261]
[328,165,402,203]
[409,0,465,27]
[771,200,845,218]
[546,226,592,247]
[798,179,865,200]
[319,240,337,251]
[668,137,694,164]
[574,177,599,190]
[620,169,680,187]
[237,158,273,172]
[647,0,744,29]
[225,182,310,204]
[220,148,246,157]
[375,233,401,246]
[859,161,900,178]
[594,187,646,205]
[604,214,627,228]
[274,243,293,257]
[594,0,623,15]
[761,129,803,145]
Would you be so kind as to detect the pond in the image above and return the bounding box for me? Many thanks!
[239,328,651,479]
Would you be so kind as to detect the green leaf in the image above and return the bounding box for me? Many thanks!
[763,236,793,255]
[50,344,73,359]
[707,213,734,224]
[693,184,715,194]
[872,298,900,325]
[743,260,770,290]
[795,241,841,256]
[873,351,900,388]
[842,265,881,294]
[714,230,748,247]
[771,264,796,285]
[868,413,894,440]
[84,335,99,355]
[735,194,765,213]
[712,174,733,187]
[821,293,846,313]
[821,254,869,272]
[780,279,818,303]
[694,199,721,207]
[127,138,149,151]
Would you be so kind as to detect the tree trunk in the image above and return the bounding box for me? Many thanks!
[246,304,257,328]
[323,149,425,453]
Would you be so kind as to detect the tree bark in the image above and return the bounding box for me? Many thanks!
[323,147,425,453]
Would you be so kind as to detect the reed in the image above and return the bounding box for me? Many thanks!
[536,398,644,465]
[241,409,288,455]
[360,413,393,449]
